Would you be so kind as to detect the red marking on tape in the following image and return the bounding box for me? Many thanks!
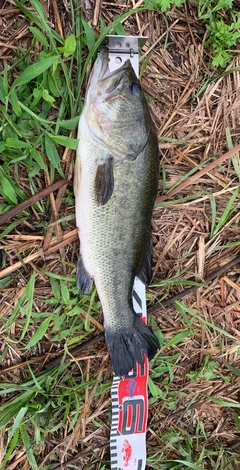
[121,439,133,466]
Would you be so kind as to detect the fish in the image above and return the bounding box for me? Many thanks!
[74,47,159,376]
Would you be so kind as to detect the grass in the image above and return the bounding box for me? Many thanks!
[1,0,240,469]
[145,0,240,68]
[0,0,142,212]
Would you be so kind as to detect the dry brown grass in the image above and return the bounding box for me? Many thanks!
[1,0,240,469]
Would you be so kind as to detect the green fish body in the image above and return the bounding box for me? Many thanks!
[74,48,159,376]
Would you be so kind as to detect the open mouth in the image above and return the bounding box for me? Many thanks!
[96,49,132,94]
[98,47,131,81]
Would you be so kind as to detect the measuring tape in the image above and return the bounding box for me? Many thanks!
[110,277,148,470]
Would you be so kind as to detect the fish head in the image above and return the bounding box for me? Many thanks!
[83,48,151,159]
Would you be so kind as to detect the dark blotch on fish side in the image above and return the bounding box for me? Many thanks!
[105,314,159,377]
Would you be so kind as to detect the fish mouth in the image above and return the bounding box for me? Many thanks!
[97,47,131,80]
[89,47,134,94]
[96,47,110,81]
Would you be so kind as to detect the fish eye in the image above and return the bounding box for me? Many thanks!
[130,83,142,96]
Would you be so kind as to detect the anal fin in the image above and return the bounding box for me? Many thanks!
[76,254,93,294]
[137,236,153,286]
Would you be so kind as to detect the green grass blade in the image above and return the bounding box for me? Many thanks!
[44,133,64,176]
[225,362,240,376]
[47,133,78,150]
[10,55,59,90]
[151,278,205,288]
[15,0,63,45]
[24,315,53,348]
[209,192,217,238]
[1,429,19,469]
[20,422,38,470]
[0,174,18,204]
[226,126,240,177]
[169,461,204,470]
[29,26,49,48]
[174,300,235,339]
[205,395,240,408]
[20,271,36,340]
[155,192,206,208]
[5,138,30,149]
[0,73,7,103]
[7,407,28,443]
[39,269,75,282]
[164,330,192,348]
[55,116,79,129]
[0,391,35,429]
[0,219,25,239]
[17,101,54,125]
[212,186,240,236]
[164,157,213,195]
[0,104,22,136]
[9,88,22,116]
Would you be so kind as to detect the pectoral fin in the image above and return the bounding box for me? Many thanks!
[95,157,114,205]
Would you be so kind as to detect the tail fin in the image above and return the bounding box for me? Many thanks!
[105,315,159,376]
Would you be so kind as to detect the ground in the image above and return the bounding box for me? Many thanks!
[1,0,240,469]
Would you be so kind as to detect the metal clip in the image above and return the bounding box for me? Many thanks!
[99,35,147,78]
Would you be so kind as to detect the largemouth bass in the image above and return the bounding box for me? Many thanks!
[74,48,159,376]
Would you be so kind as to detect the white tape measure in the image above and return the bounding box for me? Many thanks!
[110,277,148,470]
